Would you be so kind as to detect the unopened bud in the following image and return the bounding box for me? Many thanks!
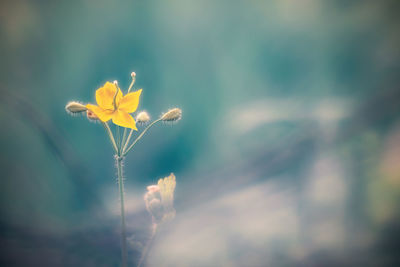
[161,108,182,122]
[136,111,150,124]
[131,72,136,78]
[144,173,177,224]
[144,185,160,205]
[113,80,118,86]
[86,110,98,120]
[65,101,87,114]
[147,185,160,193]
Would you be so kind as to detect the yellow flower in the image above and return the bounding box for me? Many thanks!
[86,82,142,129]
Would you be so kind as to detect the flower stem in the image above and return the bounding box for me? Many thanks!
[116,156,128,267]
[127,77,135,93]
[122,119,162,157]
[102,122,118,153]
[137,224,157,267]
[120,77,136,148]
[122,129,134,154]
[121,128,128,152]
[116,126,121,154]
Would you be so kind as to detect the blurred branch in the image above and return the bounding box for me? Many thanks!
[0,86,101,208]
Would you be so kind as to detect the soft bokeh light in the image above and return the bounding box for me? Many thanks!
[1,0,400,266]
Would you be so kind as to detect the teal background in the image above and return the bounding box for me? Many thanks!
[1,1,400,266]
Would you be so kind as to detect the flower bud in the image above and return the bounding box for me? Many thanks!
[86,110,98,120]
[131,72,136,78]
[147,185,160,193]
[144,173,177,224]
[136,111,150,124]
[161,108,182,122]
[65,101,87,114]
[144,185,160,207]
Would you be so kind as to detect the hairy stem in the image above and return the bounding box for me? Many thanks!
[116,156,128,267]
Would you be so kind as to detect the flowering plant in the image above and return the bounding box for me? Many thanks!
[66,72,181,267]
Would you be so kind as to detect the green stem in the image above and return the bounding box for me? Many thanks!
[121,128,128,152]
[116,156,128,267]
[120,78,135,153]
[104,121,127,266]
[127,78,135,93]
[122,119,162,157]
[116,126,121,154]
[102,122,118,153]
[137,224,157,267]
[122,129,134,154]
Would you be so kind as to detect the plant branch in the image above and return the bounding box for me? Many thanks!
[122,119,162,156]
[137,224,157,267]
[102,122,118,153]
[116,157,128,267]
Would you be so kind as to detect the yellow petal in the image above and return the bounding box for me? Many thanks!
[95,82,122,110]
[111,110,138,130]
[118,89,142,113]
[86,104,114,122]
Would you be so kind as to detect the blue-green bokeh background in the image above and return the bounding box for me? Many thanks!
[1,1,400,266]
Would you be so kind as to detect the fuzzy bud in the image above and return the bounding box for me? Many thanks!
[136,111,150,124]
[131,72,136,78]
[65,101,87,114]
[161,108,182,122]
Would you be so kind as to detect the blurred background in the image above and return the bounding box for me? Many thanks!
[1,0,400,266]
